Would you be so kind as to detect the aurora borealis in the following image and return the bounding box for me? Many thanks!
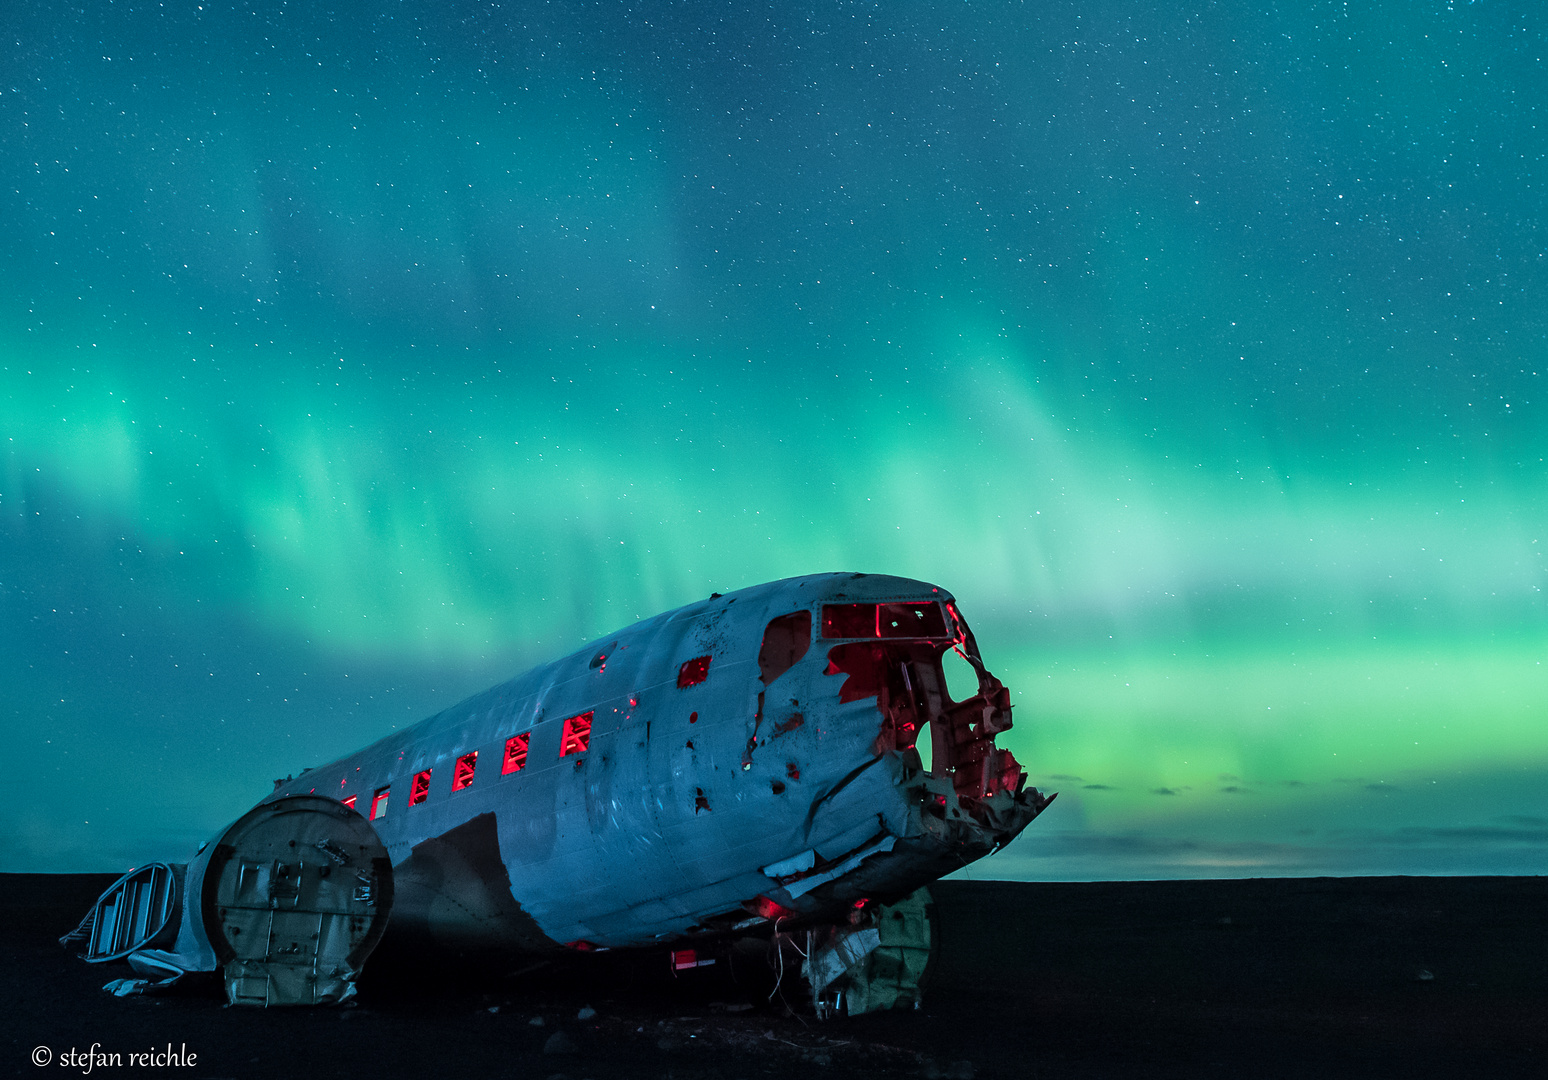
[3,1,1545,878]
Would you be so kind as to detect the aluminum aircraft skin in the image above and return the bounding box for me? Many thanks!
[70,572,1054,1005]
[267,571,1054,954]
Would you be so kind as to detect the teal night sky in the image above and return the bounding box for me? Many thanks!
[3,2,1545,878]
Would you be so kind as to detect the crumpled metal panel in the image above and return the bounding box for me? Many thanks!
[257,573,1050,961]
[796,887,933,1018]
[81,573,1056,1013]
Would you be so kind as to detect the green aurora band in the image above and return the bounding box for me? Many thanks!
[2,1,1544,876]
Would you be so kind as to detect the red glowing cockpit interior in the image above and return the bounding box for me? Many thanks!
[823,598,1026,808]
[821,602,950,640]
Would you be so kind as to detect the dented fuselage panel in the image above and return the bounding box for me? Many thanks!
[252,572,1053,955]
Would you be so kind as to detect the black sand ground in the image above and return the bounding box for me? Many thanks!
[2,873,1543,1079]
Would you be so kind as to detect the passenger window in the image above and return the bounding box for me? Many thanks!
[560,711,594,756]
[453,751,477,790]
[502,732,530,774]
[409,770,431,806]
[369,787,389,820]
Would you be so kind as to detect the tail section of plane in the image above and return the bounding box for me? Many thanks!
[65,795,393,1006]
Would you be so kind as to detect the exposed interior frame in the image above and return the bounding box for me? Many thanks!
[824,599,1025,810]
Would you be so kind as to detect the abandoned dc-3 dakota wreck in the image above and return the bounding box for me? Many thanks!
[64,573,1055,1015]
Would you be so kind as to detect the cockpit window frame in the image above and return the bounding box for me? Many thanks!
[820,600,950,640]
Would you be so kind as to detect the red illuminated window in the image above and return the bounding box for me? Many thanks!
[560,711,593,756]
[369,786,389,820]
[341,795,357,811]
[453,751,477,790]
[821,602,948,639]
[409,770,431,806]
[502,732,530,774]
[677,655,711,687]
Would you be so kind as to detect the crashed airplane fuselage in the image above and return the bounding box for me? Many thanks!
[72,573,1054,1009]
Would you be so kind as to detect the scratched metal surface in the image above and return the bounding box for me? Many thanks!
[268,572,1040,951]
